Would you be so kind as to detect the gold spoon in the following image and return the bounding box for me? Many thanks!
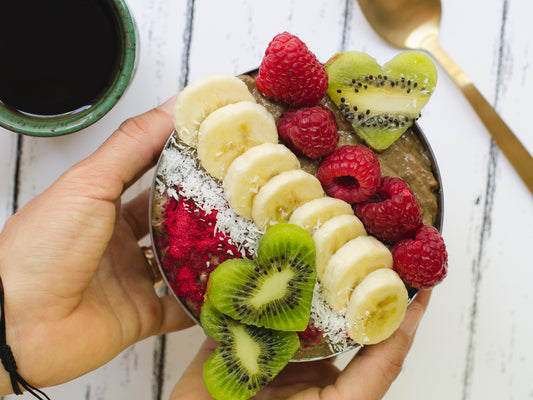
[357,0,533,196]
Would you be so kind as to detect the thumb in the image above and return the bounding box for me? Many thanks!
[325,289,431,400]
[60,95,176,203]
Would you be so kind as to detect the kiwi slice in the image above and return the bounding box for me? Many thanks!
[200,297,300,400]
[325,51,437,151]
[203,320,299,400]
[207,223,316,332]
[200,297,235,343]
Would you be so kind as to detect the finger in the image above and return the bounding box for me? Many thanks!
[397,289,431,345]
[61,96,176,202]
[169,337,218,400]
[324,289,431,400]
[97,96,176,193]
[257,359,340,400]
[121,188,151,240]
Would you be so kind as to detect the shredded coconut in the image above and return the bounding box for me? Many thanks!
[309,283,357,353]
[155,134,354,353]
[156,137,261,256]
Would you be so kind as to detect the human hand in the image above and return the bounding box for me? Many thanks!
[0,97,194,394]
[170,289,431,400]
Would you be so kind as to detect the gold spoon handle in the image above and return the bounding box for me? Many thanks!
[423,36,533,195]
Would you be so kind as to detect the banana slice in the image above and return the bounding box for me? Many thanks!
[321,235,393,312]
[173,74,257,148]
[223,143,301,219]
[313,214,367,279]
[197,102,278,180]
[288,197,355,233]
[252,170,324,230]
[345,268,408,345]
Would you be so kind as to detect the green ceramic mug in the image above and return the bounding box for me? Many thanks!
[0,0,138,137]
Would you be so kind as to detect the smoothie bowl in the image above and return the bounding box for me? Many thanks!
[149,32,447,400]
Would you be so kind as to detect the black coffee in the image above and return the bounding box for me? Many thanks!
[0,0,121,116]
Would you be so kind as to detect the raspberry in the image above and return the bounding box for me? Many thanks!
[392,225,448,289]
[255,32,328,107]
[316,145,380,203]
[298,323,324,346]
[277,105,339,159]
[355,176,422,243]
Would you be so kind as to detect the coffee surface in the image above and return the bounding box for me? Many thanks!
[0,0,121,116]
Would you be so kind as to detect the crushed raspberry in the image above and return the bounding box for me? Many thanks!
[158,194,243,316]
[165,199,219,261]
[392,225,448,289]
[355,176,422,244]
[277,105,339,159]
[255,32,328,107]
[175,267,203,306]
[316,145,380,203]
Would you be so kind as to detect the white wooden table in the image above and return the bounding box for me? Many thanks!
[1,0,532,399]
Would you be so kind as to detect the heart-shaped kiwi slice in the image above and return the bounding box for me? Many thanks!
[325,51,437,151]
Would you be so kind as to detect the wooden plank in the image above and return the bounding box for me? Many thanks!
[461,0,533,398]
[0,133,19,226]
[1,0,189,399]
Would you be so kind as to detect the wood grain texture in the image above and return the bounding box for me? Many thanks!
[0,0,532,399]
